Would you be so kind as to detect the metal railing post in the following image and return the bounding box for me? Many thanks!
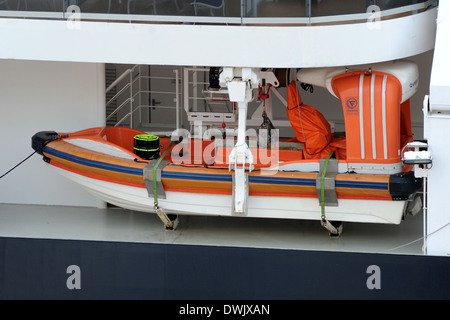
[138,65,142,126]
[240,0,244,25]
[130,70,133,128]
[174,68,180,129]
[306,0,311,26]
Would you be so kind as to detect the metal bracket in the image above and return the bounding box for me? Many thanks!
[231,171,249,216]
[155,206,179,231]
[321,219,343,237]
[316,158,339,207]
[143,160,170,199]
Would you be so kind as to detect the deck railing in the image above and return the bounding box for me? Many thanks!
[106,65,182,131]
[0,0,438,26]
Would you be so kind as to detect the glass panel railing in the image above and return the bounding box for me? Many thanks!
[0,0,64,12]
[311,0,368,17]
[243,0,307,18]
[376,0,429,11]
[64,0,241,17]
[0,0,437,23]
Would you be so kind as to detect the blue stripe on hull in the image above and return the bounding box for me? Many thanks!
[44,146,388,190]
[162,171,232,182]
[44,146,144,176]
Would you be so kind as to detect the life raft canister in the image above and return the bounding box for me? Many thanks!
[133,134,160,160]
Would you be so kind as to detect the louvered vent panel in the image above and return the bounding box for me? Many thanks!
[105,64,117,126]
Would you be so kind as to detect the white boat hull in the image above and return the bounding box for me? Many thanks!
[54,166,407,225]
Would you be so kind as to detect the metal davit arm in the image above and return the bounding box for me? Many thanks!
[220,67,255,215]
[219,67,279,215]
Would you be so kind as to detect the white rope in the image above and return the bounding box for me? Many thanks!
[384,221,450,253]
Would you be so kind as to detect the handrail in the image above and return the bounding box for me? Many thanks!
[106,97,131,121]
[114,112,131,127]
[106,65,137,94]
[242,0,437,25]
[106,83,130,107]
[106,65,181,129]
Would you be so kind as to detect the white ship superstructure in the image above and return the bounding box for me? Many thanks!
[0,0,448,299]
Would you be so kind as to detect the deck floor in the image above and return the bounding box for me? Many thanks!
[0,203,425,255]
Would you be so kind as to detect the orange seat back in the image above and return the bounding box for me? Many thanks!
[331,71,403,165]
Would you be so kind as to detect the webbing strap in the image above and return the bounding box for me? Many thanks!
[320,151,334,219]
[153,141,174,206]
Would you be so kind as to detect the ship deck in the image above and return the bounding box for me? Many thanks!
[0,203,424,255]
[1,203,449,301]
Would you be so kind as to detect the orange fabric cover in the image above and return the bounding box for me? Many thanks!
[286,81,346,159]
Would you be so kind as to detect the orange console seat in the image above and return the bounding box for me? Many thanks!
[331,71,411,167]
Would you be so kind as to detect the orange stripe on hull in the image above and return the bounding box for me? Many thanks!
[50,161,146,189]
[43,139,392,201]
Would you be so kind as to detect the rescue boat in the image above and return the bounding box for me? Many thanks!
[31,60,423,235]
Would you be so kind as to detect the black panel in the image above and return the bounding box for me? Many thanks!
[0,237,449,303]
[389,171,423,200]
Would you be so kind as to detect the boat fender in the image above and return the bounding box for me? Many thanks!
[31,131,60,156]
